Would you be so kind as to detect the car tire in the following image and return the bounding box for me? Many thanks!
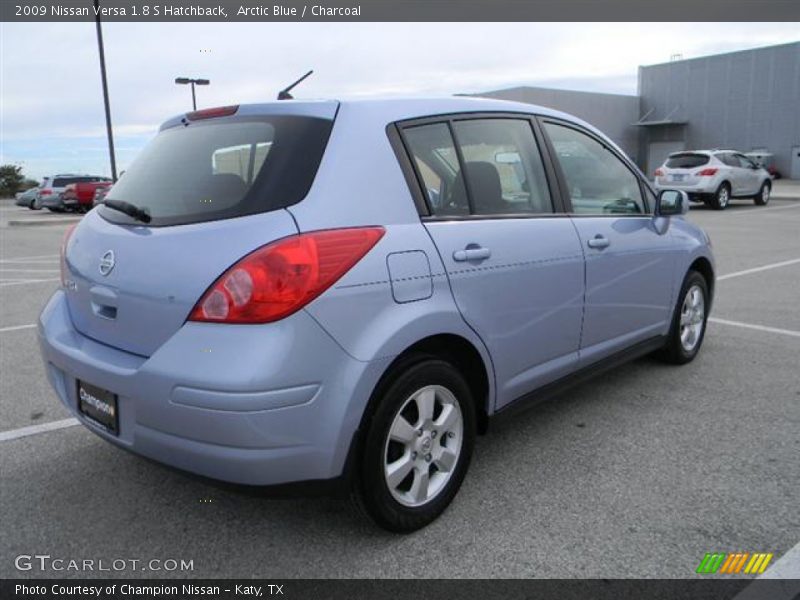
[353,357,475,532]
[754,181,771,206]
[30,198,41,210]
[659,270,709,365]
[709,183,730,210]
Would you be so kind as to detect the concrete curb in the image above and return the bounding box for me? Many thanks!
[7,218,81,227]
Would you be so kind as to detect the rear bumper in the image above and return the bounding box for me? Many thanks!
[38,290,390,486]
[61,197,85,209]
[40,196,64,209]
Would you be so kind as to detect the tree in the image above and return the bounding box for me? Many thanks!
[0,164,25,198]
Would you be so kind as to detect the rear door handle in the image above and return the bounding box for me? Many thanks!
[453,246,491,262]
[587,235,610,250]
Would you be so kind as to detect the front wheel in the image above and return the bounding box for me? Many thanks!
[659,271,709,364]
[754,182,771,206]
[354,358,475,532]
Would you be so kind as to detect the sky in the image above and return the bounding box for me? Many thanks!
[1,22,798,181]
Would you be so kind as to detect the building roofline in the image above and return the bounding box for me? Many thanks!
[473,85,637,100]
[641,40,800,68]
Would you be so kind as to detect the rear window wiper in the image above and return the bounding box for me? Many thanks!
[101,199,151,224]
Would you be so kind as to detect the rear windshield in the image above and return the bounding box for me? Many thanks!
[99,115,333,227]
[665,153,709,169]
[53,176,105,187]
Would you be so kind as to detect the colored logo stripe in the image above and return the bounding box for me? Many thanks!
[697,553,726,573]
[696,552,773,574]
[744,553,773,574]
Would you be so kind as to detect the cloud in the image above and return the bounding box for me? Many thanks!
[1,21,798,179]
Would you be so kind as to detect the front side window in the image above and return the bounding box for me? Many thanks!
[736,154,756,169]
[451,119,553,215]
[544,122,646,215]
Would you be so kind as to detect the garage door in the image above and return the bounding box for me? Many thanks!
[648,142,685,179]
[792,146,800,180]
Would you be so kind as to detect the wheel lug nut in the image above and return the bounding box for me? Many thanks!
[411,451,417,459]
[448,431,455,438]
[417,429,423,437]
[431,430,437,438]
[425,454,432,462]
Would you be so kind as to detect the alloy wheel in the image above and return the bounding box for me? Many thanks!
[718,186,729,208]
[383,385,463,508]
[679,284,705,352]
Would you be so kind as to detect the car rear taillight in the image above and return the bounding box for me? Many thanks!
[40,189,52,196]
[654,168,664,177]
[188,227,385,324]
[697,168,719,176]
[186,105,239,121]
[60,224,78,287]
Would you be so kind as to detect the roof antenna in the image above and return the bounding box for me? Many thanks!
[277,70,313,100]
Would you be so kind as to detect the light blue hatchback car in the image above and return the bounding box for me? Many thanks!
[38,97,714,531]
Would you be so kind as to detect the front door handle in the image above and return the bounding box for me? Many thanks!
[453,246,491,262]
[587,235,610,250]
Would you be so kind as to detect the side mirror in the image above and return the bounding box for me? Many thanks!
[656,189,689,216]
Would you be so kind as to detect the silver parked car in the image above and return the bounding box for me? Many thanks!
[15,186,40,208]
[39,98,714,532]
[654,150,772,210]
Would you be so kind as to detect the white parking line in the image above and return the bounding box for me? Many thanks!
[709,317,800,339]
[0,254,59,262]
[0,418,79,443]
[725,202,800,216]
[718,257,800,281]
[0,269,60,273]
[0,278,60,287]
[0,323,37,333]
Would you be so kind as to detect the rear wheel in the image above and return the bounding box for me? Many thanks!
[709,183,730,210]
[754,181,771,206]
[30,197,41,210]
[659,270,709,364]
[353,358,475,532]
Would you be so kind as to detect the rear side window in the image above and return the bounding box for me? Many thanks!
[100,115,333,227]
[665,153,710,169]
[717,153,740,167]
[402,118,553,217]
[402,123,467,216]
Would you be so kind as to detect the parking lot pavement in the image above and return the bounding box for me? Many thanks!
[1,197,798,578]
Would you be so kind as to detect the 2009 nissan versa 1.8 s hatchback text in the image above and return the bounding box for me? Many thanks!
[39,98,714,532]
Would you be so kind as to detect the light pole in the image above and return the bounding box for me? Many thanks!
[175,77,210,111]
[94,0,117,181]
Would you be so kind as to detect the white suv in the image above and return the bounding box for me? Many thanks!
[654,151,772,210]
